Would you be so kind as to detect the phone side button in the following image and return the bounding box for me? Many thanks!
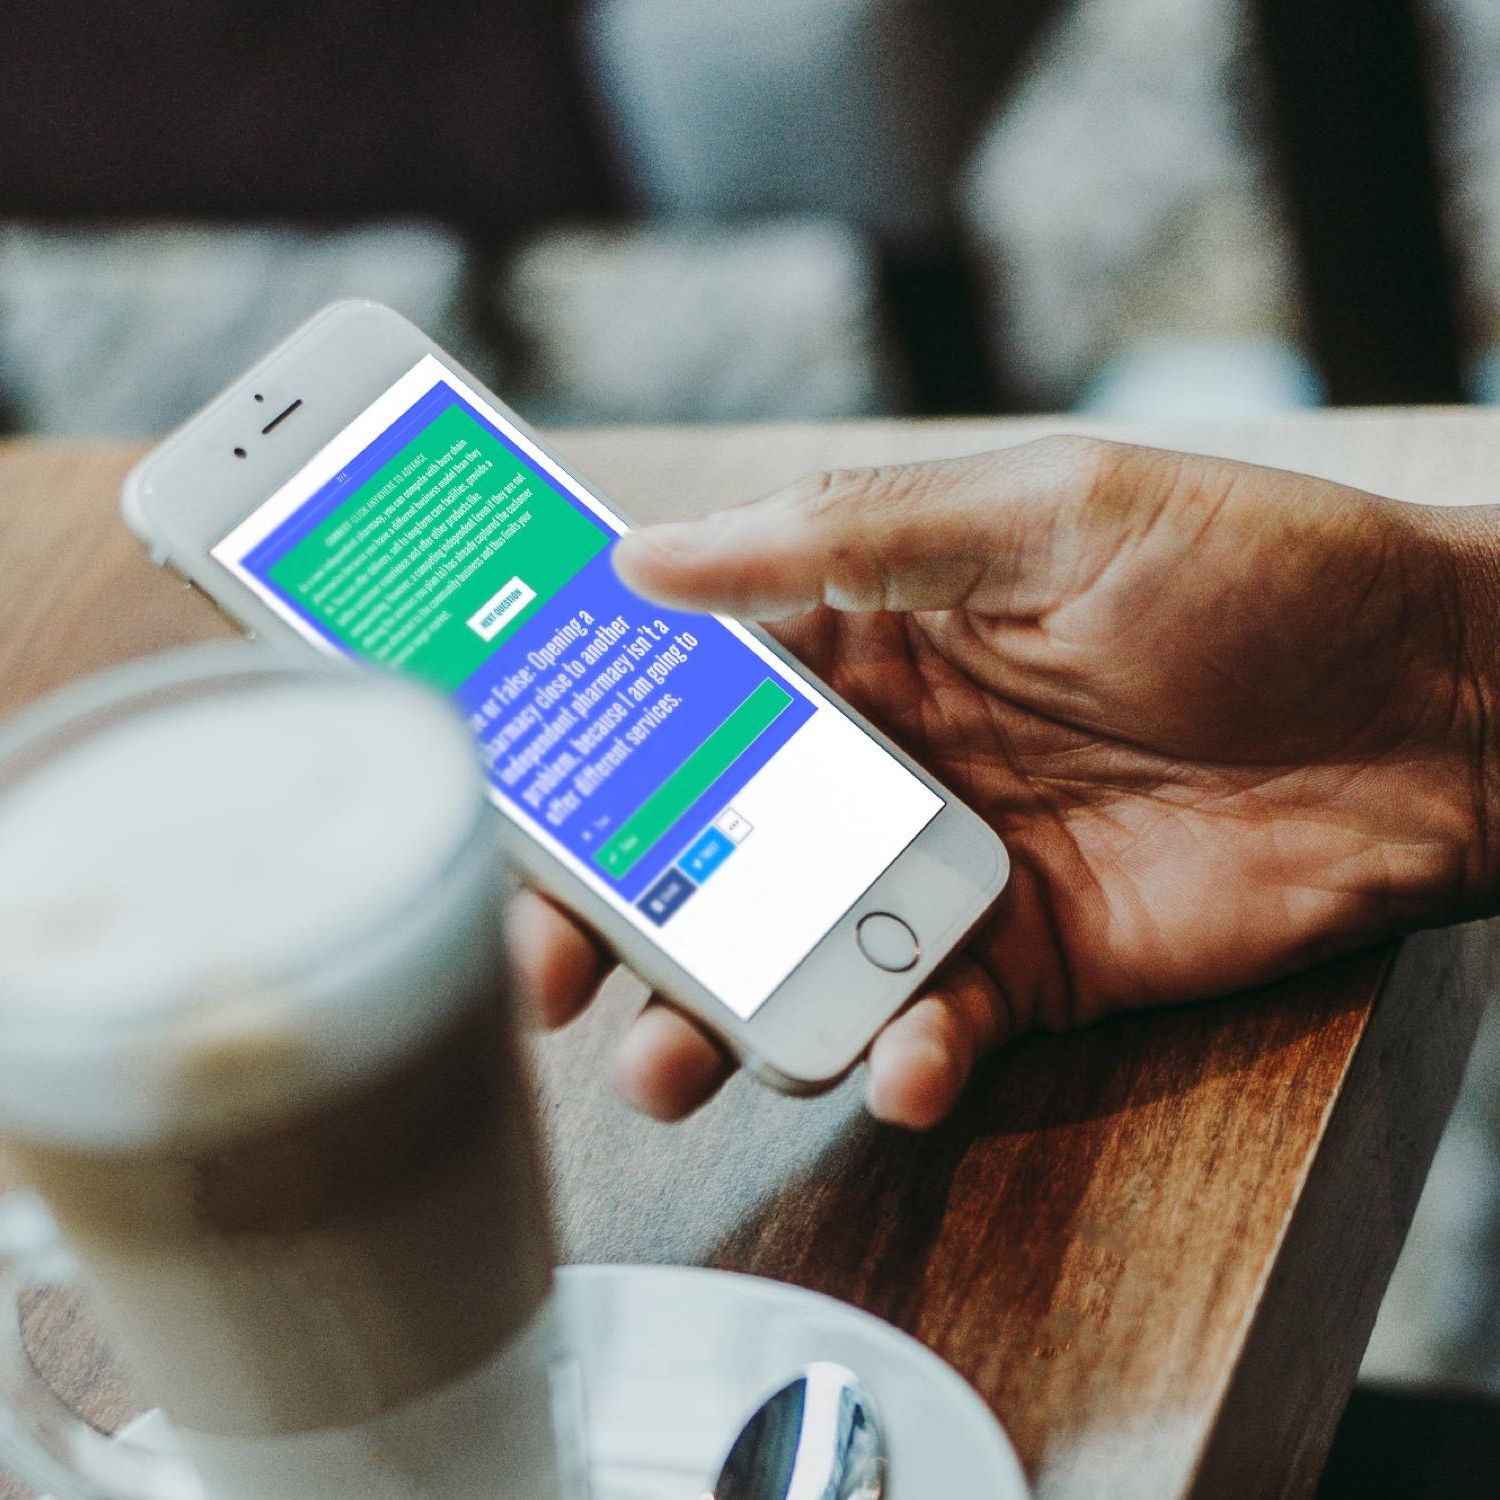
[855,912,920,973]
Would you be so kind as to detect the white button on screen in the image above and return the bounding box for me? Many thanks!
[855,912,919,972]
[467,576,536,641]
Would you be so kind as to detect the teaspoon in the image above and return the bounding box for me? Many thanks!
[706,1361,885,1500]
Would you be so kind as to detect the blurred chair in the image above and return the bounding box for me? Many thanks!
[1253,0,1469,404]
[582,0,1065,414]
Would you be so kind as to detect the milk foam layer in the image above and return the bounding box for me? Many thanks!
[0,673,495,1146]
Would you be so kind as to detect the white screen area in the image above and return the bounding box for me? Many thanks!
[214,357,941,1017]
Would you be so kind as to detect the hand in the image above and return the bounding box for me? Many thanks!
[508,437,1500,1127]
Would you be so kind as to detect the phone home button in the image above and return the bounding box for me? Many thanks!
[856,912,920,973]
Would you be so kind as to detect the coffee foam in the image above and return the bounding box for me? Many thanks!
[0,674,498,1146]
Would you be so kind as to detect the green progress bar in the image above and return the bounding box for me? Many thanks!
[594,680,791,878]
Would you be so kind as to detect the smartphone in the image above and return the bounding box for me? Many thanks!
[122,301,1008,1092]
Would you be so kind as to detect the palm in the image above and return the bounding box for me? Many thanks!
[771,473,1471,1039]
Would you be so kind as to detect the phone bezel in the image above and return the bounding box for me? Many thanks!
[122,300,1010,1092]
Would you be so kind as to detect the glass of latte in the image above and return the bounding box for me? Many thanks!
[0,646,585,1499]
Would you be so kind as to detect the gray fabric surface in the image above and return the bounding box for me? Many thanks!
[0,222,483,436]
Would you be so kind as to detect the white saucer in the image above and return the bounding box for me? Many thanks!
[98,1264,1028,1498]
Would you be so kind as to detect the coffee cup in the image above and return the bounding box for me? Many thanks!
[0,646,585,1499]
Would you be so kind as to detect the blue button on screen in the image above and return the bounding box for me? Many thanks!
[638,868,696,927]
[679,826,736,884]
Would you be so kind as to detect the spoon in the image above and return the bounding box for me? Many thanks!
[707,1361,885,1500]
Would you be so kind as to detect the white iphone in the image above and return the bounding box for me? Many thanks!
[122,301,1008,1093]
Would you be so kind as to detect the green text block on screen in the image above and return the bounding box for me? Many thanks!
[594,680,793,877]
[266,403,608,693]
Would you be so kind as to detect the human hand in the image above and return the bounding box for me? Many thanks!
[509,438,1500,1127]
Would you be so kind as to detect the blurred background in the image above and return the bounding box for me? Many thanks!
[9,0,1500,439]
[4,0,1500,1486]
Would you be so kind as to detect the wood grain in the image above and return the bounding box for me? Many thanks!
[0,412,1495,1498]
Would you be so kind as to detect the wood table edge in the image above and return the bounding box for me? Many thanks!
[1186,920,1499,1496]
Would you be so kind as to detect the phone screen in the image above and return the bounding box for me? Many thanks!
[214,355,942,1018]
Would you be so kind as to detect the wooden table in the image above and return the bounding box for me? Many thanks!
[2,411,1498,1499]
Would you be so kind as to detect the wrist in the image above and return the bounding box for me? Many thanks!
[1425,503,1500,914]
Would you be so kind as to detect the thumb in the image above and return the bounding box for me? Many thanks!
[611,437,1112,620]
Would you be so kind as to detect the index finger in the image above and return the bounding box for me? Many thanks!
[610,437,1124,621]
